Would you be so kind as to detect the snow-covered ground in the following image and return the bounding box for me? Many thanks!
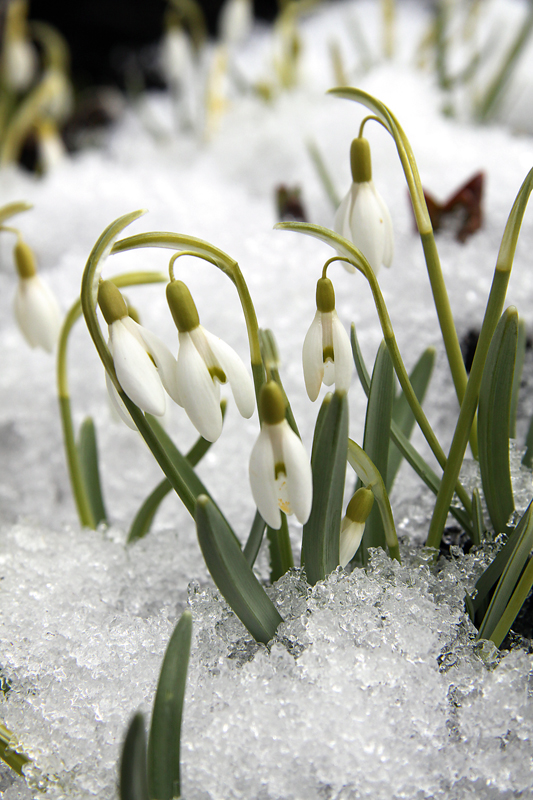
[1,1,533,798]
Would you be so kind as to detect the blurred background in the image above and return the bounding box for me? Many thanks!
[28,0,280,89]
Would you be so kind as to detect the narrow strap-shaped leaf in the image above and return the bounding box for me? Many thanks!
[77,417,107,526]
[243,510,267,567]
[147,611,192,800]
[128,480,171,544]
[388,347,435,490]
[347,439,400,562]
[267,515,294,582]
[351,325,472,535]
[471,488,484,546]
[145,415,240,544]
[489,555,533,648]
[195,495,283,644]
[468,519,524,618]
[478,307,518,534]
[509,317,526,439]
[301,391,349,585]
[478,500,533,641]
[360,341,394,557]
[128,410,223,543]
[120,714,150,800]
[0,723,29,776]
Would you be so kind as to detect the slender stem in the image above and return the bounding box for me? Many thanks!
[111,232,265,400]
[329,89,468,412]
[426,165,533,548]
[57,301,95,529]
[276,221,473,517]
[58,268,167,528]
[267,514,294,582]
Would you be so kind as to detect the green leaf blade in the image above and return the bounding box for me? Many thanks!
[77,417,107,526]
[478,307,518,534]
[301,391,349,585]
[120,714,150,800]
[195,496,283,644]
[360,341,394,557]
[147,611,192,800]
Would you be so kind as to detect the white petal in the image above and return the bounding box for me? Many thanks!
[373,184,394,268]
[302,311,324,401]
[110,320,166,416]
[280,421,312,525]
[105,371,137,430]
[219,0,252,45]
[13,275,62,352]
[249,427,281,529]
[176,332,222,442]
[331,312,353,393]
[349,182,386,274]
[333,187,357,273]
[339,517,365,568]
[202,328,255,418]
[124,317,183,406]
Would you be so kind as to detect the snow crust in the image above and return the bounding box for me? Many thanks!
[1,1,533,798]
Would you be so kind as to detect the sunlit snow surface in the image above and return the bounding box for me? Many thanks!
[2,0,533,797]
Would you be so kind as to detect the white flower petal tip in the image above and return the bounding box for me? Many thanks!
[13,275,62,353]
[302,309,353,401]
[333,180,394,275]
[249,419,312,529]
[219,0,253,46]
[108,319,167,417]
[176,325,255,441]
[339,517,365,568]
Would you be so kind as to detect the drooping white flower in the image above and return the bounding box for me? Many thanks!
[333,136,394,275]
[98,280,174,418]
[339,487,374,568]
[13,239,61,352]
[218,0,252,47]
[249,381,312,530]
[166,279,255,442]
[2,0,36,92]
[302,276,353,401]
[3,37,36,92]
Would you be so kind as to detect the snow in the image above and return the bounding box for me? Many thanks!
[1,0,533,798]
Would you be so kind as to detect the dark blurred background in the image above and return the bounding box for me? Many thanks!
[28,0,280,89]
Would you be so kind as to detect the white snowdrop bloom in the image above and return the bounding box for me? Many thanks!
[98,280,174,418]
[36,119,66,172]
[13,239,61,352]
[3,37,36,92]
[302,276,353,402]
[339,487,374,568]
[249,381,312,530]
[166,279,255,442]
[219,0,252,46]
[333,137,394,275]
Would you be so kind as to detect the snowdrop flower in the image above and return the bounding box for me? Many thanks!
[302,276,353,401]
[13,239,61,352]
[98,280,175,418]
[339,487,374,568]
[2,0,36,92]
[333,137,394,275]
[249,381,312,529]
[218,0,252,47]
[166,279,255,442]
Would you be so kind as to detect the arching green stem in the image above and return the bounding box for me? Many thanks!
[328,88,470,439]
[58,269,167,529]
[276,220,472,518]
[427,167,533,549]
[111,231,266,408]
[81,211,200,518]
